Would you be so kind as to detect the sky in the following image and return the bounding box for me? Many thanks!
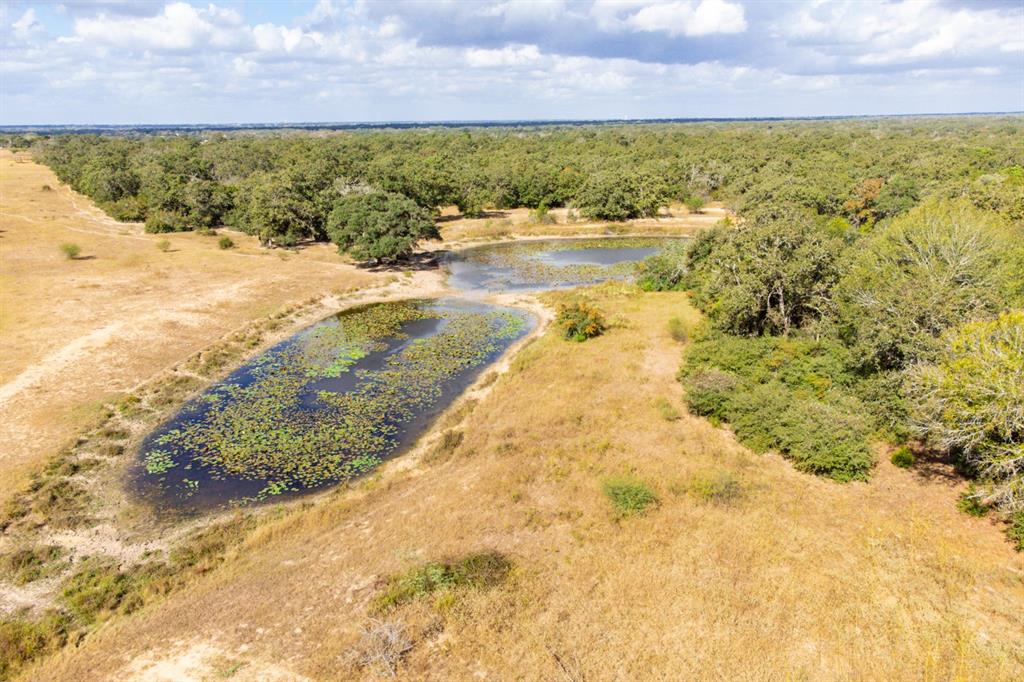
[1,0,1022,125]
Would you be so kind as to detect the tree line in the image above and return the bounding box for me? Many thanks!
[11,117,1023,259]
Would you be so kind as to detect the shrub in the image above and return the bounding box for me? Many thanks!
[218,236,235,250]
[685,196,705,214]
[575,170,667,221]
[890,446,915,469]
[144,209,187,233]
[686,470,743,504]
[727,383,874,481]
[682,368,737,422]
[41,184,52,192]
[1007,512,1024,551]
[654,397,681,421]
[636,242,687,291]
[905,312,1024,510]
[556,302,606,342]
[602,477,658,518]
[957,485,989,517]
[155,239,171,252]
[373,551,511,612]
[529,204,555,224]
[59,242,81,260]
[667,317,688,342]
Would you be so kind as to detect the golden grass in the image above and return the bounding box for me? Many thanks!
[29,284,1024,681]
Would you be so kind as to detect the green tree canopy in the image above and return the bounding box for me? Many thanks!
[327,191,439,262]
[905,311,1024,511]
[688,210,846,336]
[837,199,1024,370]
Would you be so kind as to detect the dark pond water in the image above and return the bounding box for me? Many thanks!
[132,298,532,512]
[444,237,672,292]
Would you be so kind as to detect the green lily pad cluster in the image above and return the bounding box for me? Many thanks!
[139,300,526,507]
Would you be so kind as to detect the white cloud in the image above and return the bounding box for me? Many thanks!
[465,44,541,68]
[73,2,243,51]
[12,8,43,40]
[627,0,747,38]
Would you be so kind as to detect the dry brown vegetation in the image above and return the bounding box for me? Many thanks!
[25,283,1024,681]
[2,152,1022,680]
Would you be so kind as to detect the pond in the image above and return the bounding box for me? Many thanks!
[132,299,531,511]
[134,237,679,511]
[443,237,673,292]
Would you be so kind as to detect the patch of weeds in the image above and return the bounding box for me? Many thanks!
[602,477,658,518]
[890,446,915,469]
[0,609,75,680]
[32,478,91,528]
[218,236,235,250]
[60,557,139,625]
[59,242,81,260]
[0,545,68,585]
[372,551,512,612]
[353,619,413,678]
[653,397,681,421]
[957,485,989,517]
[685,471,744,505]
[156,239,171,252]
[667,316,688,342]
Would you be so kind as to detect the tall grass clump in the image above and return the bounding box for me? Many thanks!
[602,477,658,518]
[373,551,512,612]
[218,236,235,250]
[59,243,81,260]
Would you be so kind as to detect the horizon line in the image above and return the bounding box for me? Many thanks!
[2,110,1022,132]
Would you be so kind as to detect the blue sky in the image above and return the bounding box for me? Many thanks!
[1,0,1022,124]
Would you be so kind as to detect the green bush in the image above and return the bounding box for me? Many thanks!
[155,239,171,252]
[218,236,235,250]
[1007,512,1024,551]
[771,396,875,482]
[144,209,187,233]
[636,242,687,291]
[373,551,511,611]
[890,446,915,469]
[957,486,989,517]
[602,477,658,518]
[59,242,81,260]
[556,302,606,342]
[681,368,737,422]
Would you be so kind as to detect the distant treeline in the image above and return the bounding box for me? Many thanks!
[9,117,1024,249]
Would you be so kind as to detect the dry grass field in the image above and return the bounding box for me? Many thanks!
[28,284,1024,681]
[3,152,1022,681]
